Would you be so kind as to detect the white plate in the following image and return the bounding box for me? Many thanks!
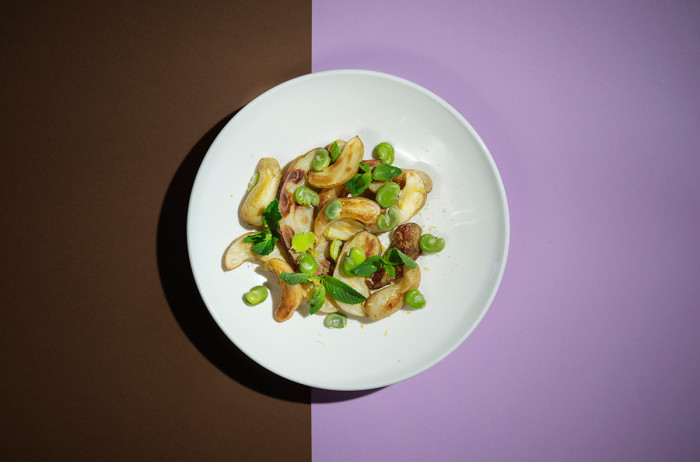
[187,70,509,391]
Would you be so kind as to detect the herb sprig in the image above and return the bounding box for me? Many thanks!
[244,199,282,255]
[345,162,402,196]
[350,248,417,277]
[278,272,367,314]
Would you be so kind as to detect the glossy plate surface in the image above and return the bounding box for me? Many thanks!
[187,70,509,390]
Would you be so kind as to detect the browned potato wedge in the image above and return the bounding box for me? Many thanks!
[263,258,304,322]
[402,169,433,193]
[365,265,421,321]
[308,136,364,188]
[318,184,348,208]
[313,197,382,241]
[332,231,382,317]
[239,158,282,226]
[278,149,317,261]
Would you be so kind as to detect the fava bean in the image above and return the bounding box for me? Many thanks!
[324,313,347,328]
[329,239,342,261]
[297,252,318,275]
[311,149,330,171]
[375,182,401,208]
[294,186,319,207]
[291,232,315,253]
[342,246,366,276]
[374,142,395,165]
[418,234,445,253]
[325,199,343,220]
[376,206,400,232]
[244,285,268,305]
[404,289,426,308]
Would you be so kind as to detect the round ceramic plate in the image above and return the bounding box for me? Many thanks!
[187,70,509,390]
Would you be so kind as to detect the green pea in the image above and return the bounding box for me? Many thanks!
[419,234,446,253]
[329,239,342,261]
[325,199,343,220]
[291,232,315,252]
[324,313,347,328]
[294,186,319,207]
[312,149,330,171]
[342,247,366,276]
[375,182,401,208]
[374,142,395,165]
[297,252,318,275]
[376,206,400,232]
[404,289,426,308]
[247,172,259,192]
[244,285,268,305]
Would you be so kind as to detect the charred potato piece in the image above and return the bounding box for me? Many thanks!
[313,197,382,241]
[365,266,421,321]
[240,158,282,227]
[308,136,364,188]
[332,231,382,317]
[365,223,422,290]
[278,149,317,261]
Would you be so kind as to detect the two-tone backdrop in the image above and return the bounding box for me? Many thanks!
[2,1,698,461]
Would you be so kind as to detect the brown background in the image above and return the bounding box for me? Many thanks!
[1,1,312,460]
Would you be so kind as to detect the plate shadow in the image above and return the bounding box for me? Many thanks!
[156,109,310,404]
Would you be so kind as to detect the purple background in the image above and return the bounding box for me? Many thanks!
[311,1,700,461]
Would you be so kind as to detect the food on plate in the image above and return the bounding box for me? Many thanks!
[223,137,446,326]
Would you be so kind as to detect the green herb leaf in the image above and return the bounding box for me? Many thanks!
[308,284,326,315]
[384,263,396,277]
[359,161,371,173]
[372,164,402,181]
[331,142,341,162]
[345,172,373,196]
[320,275,367,304]
[244,230,277,256]
[278,272,315,285]
[262,199,282,237]
[350,255,385,277]
[385,248,418,269]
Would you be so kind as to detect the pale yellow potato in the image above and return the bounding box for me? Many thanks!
[308,136,364,188]
[369,171,427,234]
[313,197,381,241]
[239,158,282,227]
[323,218,365,241]
[365,265,421,321]
[332,231,381,317]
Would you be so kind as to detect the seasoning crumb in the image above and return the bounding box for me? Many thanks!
[398,359,402,363]
[361,323,365,329]
[315,340,325,346]
[424,267,431,271]
[384,330,388,337]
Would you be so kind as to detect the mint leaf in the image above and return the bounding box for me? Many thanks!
[372,164,402,181]
[244,230,277,255]
[350,255,385,277]
[331,142,341,162]
[262,199,282,237]
[345,172,372,196]
[384,263,396,277]
[278,272,315,285]
[359,161,371,173]
[308,284,326,315]
[320,275,367,304]
[385,248,418,269]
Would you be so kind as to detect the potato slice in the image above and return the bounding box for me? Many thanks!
[313,197,382,241]
[263,258,304,322]
[222,233,302,322]
[365,266,421,321]
[323,218,365,241]
[332,231,381,317]
[239,158,282,227]
[308,136,364,188]
[278,149,317,261]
